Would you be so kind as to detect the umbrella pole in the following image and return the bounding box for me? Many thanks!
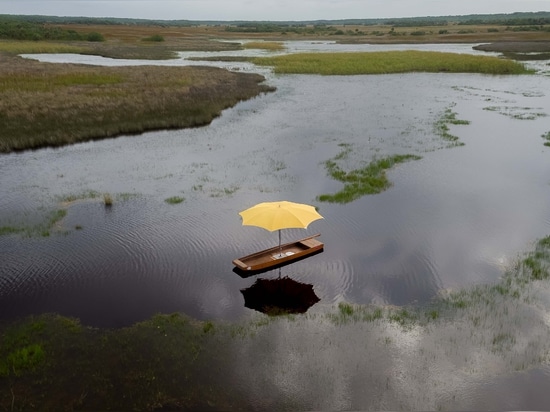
[278,229,282,258]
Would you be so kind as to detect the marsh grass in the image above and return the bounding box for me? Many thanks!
[434,107,470,146]
[318,145,421,203]
[60,190,101,204]
[542,131,550,147]
[4,344,46,377]
[330,235,550,330]
[243,41,285,51]
[484,106,548,120]
[0,313,240,411]
[0,40,86,54]
[0,54,275,153]
[252,51,534,75]
[329,302,385,324]
[1,191,138,238]
[103,193,113,207]
[0,226,24,236]
[164,195,185,204]
[209,185,240,197]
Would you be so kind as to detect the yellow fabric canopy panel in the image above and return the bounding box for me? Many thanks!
[239,201,323,232]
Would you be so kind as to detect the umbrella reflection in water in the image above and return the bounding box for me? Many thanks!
[240,269,320,316]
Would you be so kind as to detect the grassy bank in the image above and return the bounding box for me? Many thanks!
[252,50,534,75]
[0,54,275,153]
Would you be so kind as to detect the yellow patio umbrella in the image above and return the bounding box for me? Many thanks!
[239,201,323,257]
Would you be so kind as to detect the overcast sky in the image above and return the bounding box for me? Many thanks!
[1,0,549,21]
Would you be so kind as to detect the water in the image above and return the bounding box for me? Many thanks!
[3,40,550,409]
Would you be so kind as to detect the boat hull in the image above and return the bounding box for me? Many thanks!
[233,234,323,272]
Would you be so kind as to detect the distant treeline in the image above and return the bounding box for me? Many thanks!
[383,11,550,27]
[0,17,104,41]
[0,14,201,27]
[0,11,549,30]
[224,11,550,32]
[458,17,550,26]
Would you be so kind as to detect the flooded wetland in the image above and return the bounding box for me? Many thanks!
[2,38,550,409]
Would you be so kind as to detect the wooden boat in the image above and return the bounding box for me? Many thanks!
[233,234,324,272]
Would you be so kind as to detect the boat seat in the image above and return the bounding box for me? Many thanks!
[271,251,295,260]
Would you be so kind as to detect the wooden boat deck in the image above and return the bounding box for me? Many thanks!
[233,234,323,272]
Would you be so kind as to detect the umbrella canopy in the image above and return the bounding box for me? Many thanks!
[239,201,323,232]
[241,276,320,315]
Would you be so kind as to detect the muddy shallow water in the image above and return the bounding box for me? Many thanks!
[3,42,550,409]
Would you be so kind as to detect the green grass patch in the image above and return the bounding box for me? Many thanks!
[317,146,421,203]
[542,131,550,147]
[60,190,101,204]
[5,344,46,376]
[328,303,385,324]
[434,107,470,146]
[388,308,417,327]
[0,226,24,236]
[164,195,185,204]
[142,34,164,42]
[252,50,534,75]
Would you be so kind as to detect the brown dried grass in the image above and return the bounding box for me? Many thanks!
[0,53,274,152]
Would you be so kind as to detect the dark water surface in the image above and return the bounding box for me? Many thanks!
[2,62,550,325]
[2,42,550,409]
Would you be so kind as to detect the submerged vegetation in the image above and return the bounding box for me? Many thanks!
[2,234,550,410]
[0,313,240,411]
[434,107,470,146]
[318,143,421,203]
[164,195,185,204]
[0,191,139,237]
[484,105,549,120]
[252,51,534,75]
[0,208,67,238]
